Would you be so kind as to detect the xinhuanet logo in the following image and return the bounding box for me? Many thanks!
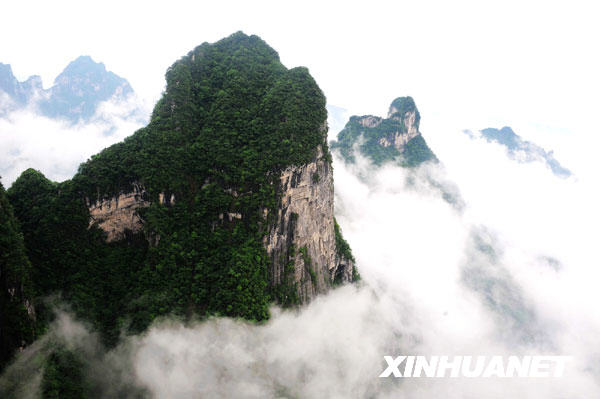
[379,356,571,378]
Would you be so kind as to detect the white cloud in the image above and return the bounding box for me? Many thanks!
[5,128,599,397]
[0,94,149,186]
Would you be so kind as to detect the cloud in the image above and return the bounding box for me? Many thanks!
[2,122,600,398]
[0,94,150,186]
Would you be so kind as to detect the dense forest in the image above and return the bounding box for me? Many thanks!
[0,181,37,371]
[0,32,356,396]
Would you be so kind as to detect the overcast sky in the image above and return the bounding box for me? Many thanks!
[2,0,599,153]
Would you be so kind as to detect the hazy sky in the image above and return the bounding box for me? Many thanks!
[3,0,599,138]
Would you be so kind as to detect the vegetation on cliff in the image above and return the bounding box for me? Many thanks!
[0,181,37,370]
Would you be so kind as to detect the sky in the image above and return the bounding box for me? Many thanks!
[3,0,600,138]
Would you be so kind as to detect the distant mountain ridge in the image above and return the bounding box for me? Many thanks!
[0,56,133,122]
[469,126,571,178]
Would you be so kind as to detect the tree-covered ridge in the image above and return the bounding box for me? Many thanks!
[5,32,350,362]
[0,180,37,371]
[330,96,436,167]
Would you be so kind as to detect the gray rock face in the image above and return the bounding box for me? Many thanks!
[87,182,150,242]
[87,146,353,303]
[264,145,353,302]
[87,184,176,242]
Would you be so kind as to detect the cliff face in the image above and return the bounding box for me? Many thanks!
[264,145,353,302]
[87,183,149,242]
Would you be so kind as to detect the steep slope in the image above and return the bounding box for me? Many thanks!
[330,96,437,167]
[0,56,134,122]
[0,181,37,371]
[7,32,356,348]
[473,126,571,177]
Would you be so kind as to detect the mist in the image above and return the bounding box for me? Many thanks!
[3,121,600,398]
[0,94,149,186]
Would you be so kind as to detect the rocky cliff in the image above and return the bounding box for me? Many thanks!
[264,144,353,302]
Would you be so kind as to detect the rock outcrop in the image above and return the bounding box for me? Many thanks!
[87,183,177,242]
[87,182,149,242]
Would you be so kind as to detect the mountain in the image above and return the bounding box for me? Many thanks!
[0,64,42,110]
[1,32,356,381]
[0,56,134,122]
[330,96,437,167]
[470,126,571,178]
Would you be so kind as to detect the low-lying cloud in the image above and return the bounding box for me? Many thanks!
[2,124,599,398]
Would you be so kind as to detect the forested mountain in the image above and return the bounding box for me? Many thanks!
[0,32,356,394]
[330,96,437,167]
[0,56,133,122]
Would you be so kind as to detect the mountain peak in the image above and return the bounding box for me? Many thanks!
[388,96,418,118]
[331,96,435,167]
[39,55,133,121]
[0,62,15,77]
[1,56,136,122]
[0,63,18,98]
